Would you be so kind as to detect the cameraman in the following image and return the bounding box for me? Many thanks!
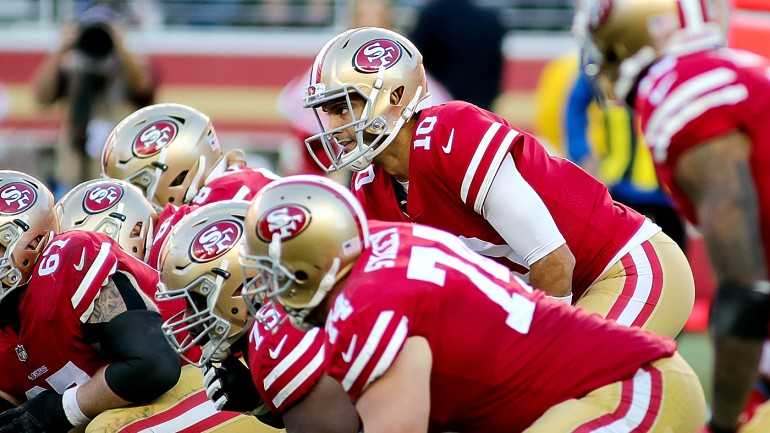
[32,5,156,193]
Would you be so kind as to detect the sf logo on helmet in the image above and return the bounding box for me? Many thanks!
[191,221,243,262]
[133,121,179,157]
[84,184,124,214]
[0,183,37,215]
[257,205,311,242]
[354,39,402,73]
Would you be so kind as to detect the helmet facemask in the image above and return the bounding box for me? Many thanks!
[240,232,343,331]
[0,219,36,298]
[0,171,59,302]
[240,175,370,330]
[157,263,247,366]
[155,201,254,366]
[304,27,431,173]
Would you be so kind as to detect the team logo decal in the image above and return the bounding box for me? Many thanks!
[15,345,27,362]
[83,183,124,214]
[257,205,311,242]
[588,0,613,30]
[0,182,37,215]
[354,39,402,73]
[133,120,178,157]
[191,220,243,262]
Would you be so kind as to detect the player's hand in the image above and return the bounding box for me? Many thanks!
[203,355,265,414]
[0,390,73,433]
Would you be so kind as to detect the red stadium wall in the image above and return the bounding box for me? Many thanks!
[0,50,549,148]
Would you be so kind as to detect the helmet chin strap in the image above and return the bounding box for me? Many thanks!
[184,155,210,204]
[615,46,657,104]
[349,85,426,172]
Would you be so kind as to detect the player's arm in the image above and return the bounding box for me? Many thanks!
[282,374,361,433]
[76,273,181,419]
[483,154,575,298]
[675,129,769,433]
[355,336,431,433]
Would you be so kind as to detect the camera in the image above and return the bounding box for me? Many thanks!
[75,22,114,59]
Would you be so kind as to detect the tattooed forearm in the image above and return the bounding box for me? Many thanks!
[87,279,127,324]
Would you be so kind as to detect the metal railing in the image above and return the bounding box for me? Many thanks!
[1,0,574,33]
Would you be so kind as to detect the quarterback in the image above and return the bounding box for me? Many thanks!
[302,27,695,338]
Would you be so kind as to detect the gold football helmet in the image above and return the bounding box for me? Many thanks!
[0,171,58,301]
[55,178,157,261]
[573,0,725,101]
[240,175,370,330]
[304,27,433,173]
[101,103,224,211]
[155,200,256,366]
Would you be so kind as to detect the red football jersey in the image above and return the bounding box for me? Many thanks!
[148,166,278,269]
[352,101,646,297]
[636,48,770,269]
[247,301,327,413]
[325,221,676,432]
[0,231,159,401]
[192,166,278,207]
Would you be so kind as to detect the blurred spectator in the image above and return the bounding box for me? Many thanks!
[565,64,685,250]
[275,0,452,178]
[409,0,505,111]
[31,5,156,196]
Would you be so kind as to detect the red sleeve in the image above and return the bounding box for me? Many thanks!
[193,167,277,206]
[414,102,525,214]
[36,231,120,322]
[248,303,327,413]
[325,295,410,401]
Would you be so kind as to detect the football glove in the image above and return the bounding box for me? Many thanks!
[0,390,73,433]
[203,355,264,414]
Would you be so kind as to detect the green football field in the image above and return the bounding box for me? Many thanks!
[678,331,713,403]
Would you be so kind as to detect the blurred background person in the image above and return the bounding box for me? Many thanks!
[31,4,156,198]
[409,0,505,112]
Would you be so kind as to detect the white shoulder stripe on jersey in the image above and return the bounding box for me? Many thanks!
[475,130,519,214]
[272,345,325,409]
[263,327,321,390]
[71,241,112,313]
[342,310,397,392]
[461,122,502,204]
[648,84,748,161]
[232,185,252,201]
[645,67,737,145]
[364,316,408,392]
[590,368,656,432]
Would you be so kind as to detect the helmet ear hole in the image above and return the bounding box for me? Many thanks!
[169,171,189,188]
[295,270,308,282]
[391,86,404,104]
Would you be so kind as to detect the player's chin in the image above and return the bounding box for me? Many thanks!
[303,306,327,329]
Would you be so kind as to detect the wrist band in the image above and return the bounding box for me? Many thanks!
[546,293,573,305]
[62,386,91,427]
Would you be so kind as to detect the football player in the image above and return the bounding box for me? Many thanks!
[239,174,707,432]
[55,174,263,432]
[56,178,157,261]
[100,102,279,269]
[574,1,770,432]
[0,170,180,433]
[156,201,360,433]
[101,102,278,212]
[302,27,695,339]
